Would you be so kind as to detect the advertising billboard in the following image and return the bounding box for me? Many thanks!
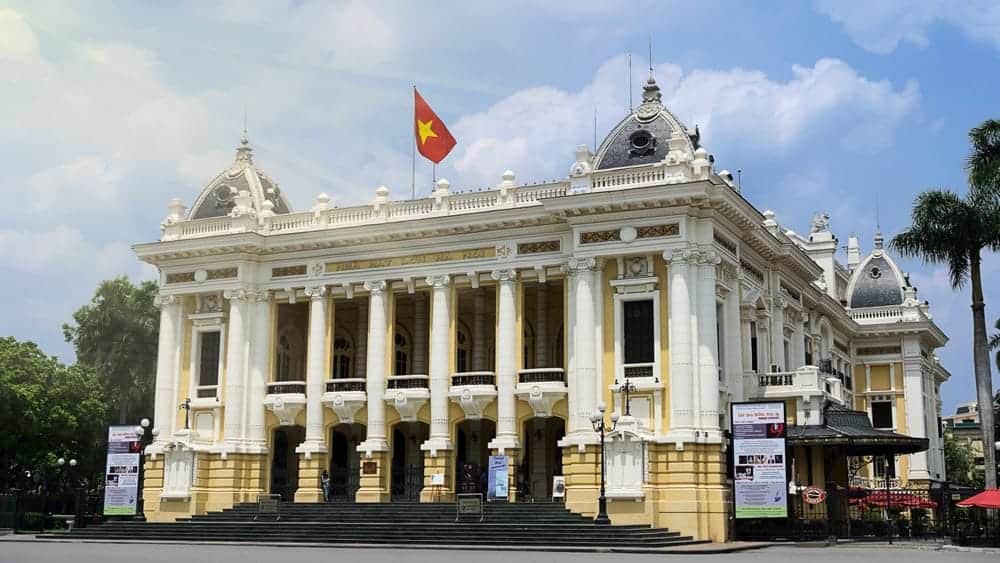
[732,402,788,519]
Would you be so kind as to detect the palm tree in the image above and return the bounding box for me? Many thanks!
[991,318,1000,374]
[891,119,1000,489]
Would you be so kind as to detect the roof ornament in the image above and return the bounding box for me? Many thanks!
[234,109,254,167]
[636,73,663,122]
[873,193,884,249]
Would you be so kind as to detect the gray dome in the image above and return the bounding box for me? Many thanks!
[848,245,905,309]
[188,135,292,220]
[593,74,699,170]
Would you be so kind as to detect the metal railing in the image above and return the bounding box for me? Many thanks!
[195,385,218,398]
[325,378,366,393]
[623,363,654,379]
[386,375,429,389]
[517,368,565,384]
[266,381,306,394]
[451,372,496,386]
[758,372,795,387]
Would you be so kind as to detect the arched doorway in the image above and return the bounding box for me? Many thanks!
[390,421,428,501]
[520,417,565,500]
[270,426,304,501]
[455,419,496,493]
[329,423,364,501]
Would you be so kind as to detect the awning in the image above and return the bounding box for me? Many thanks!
[786,404,929,456]
[957,489,1000,509]
[849,489,938,509]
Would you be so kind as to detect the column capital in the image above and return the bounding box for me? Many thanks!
[425,274,450,289]
[363,280,387,295]
[249,289,272,303]
[696,249,721,266]
[663,247,694,264]
[561,256,596,275]
[304,285,327,300]
[223,288,252,302]
[490,268,518,283]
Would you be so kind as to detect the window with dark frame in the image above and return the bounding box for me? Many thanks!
[623,299,654,364]
[199,331,221,387]
[749,321,759,373]
[871,401,894,429]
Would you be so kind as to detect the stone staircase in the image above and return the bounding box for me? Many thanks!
[44,501,701,549]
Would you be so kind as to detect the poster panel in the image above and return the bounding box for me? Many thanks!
[103,425,141,516]
[487,455,508,501]
[732,402,787,519]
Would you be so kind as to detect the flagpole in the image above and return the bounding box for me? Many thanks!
[432,163,436,184]
[411,85,417,200]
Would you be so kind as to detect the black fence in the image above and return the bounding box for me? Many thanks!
[328,467,359,501]
[390,464,423,501]
[0,490,105,531]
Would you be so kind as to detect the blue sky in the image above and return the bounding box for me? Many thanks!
[1,1,997,414]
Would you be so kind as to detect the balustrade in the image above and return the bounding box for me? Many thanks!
[451,372,496,386]
[266,381,306,395]
[386,375,429,389]
[517,368,565,384]
[326,378,366,393]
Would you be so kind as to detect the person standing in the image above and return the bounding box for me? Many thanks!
[320,470,331,503]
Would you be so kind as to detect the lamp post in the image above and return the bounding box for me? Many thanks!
[589,403,619,526]
[615,379,637,416]
[134,418,151,521]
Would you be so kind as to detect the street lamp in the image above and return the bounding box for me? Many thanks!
[589,403,620,526]
[134,418,152,521]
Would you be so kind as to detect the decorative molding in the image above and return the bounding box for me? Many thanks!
[517,240,560,254]
[206,267,238,280]
[580,229,621,244]
[154,294,180,307]
[490,268,518,283]
[363,280,387,295]
[636,223,679,239]
[326,247,495,273]
[304,285,327,300]
[425,274,450,289]
[713,231,737,254]
[562,256,597,274]
[272,265,307,278]
[740,259,764,285]
[166,272,195,284]
[857,346,902,356]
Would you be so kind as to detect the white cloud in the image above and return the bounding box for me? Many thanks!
[449,56,919,187]
[0,8,38,61]
[815,0,1000,54]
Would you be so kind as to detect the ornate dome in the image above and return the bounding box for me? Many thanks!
[846,233,906,309]
[593,74,701,170]
[188,133,292,220]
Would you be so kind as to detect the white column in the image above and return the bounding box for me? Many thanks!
[223,289,250,445]
[152,294,183,442]
[413,293,428,374]
[723,287,743,402]
[359,281,389,453]
[564,273,577,435]
[490,269,519,452]
[770,296,785,371]
[472,287,487,371]
[696,252,721,435]
[664,249,694,439]
[299,286,328,452]
[246,291,271,448]
[422,275,452,454]
[354,299,368,379]
[740,310,754,374]
[566,258,597,435]
[534,283,547,368]
[902,338,930,480]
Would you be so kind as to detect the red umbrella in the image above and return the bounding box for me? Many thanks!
[857,490,938,509]
[957,489,1000,509]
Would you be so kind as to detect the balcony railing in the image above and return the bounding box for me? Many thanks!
[517,368,565,384]
[386,375,429,389]
[195,384,218,399]
[623,363,654,379]
[451,372,496,386]
[326,378,366,393]
[850,476,902,490]
[758,373,794,387]
[267,381,306,394]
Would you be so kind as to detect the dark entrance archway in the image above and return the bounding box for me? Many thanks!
[329,423,364,501]
[390,421,428,501]
[455,419,496,494]
[270,426,304,501]
[520,417,565,500]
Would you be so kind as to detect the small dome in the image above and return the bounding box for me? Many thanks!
[188,134,292,220]
[593,73,698,170]
[847,236,906,309]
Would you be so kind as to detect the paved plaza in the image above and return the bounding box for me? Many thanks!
[1,542,997,563]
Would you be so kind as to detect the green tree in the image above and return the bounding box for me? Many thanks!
[990,317,1000,373]
[63,277,159,424]
[890,119,1000,489]
[944,432,984,488]
[0,337,109,492]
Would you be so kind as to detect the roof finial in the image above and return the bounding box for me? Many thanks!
[241,105,248,145]
[648,32,654,79]
[234,106,253,166]
[874,193,884,249]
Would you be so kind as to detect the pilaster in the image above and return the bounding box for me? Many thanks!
[222,289,250,445]
[153,294,183,444]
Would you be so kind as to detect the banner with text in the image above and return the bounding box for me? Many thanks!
[732,402,788,519]
[487,455,508,501]
[103,425,141,516]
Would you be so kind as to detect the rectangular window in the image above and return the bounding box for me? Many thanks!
[871,401,893,429]
[783,339,791,371]
[198,331,221,394]
[874,456,897,478]
[623,299,654,365]
[804,337,812,366]
[749,321,758,373]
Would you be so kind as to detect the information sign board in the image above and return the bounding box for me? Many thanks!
[487,455,508,501]
[103,426,141,516]
[732,402,788,519]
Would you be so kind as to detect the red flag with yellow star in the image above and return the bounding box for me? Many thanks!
[414,87,456,164]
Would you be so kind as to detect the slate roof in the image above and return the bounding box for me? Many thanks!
[849,254,904,308]
[787,403,928,456]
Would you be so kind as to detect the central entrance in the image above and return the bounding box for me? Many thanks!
[455,419,497,494]
[270,426,304,501]
[391,421,428,501]
[329,423,364,501]
[520,417,565,500]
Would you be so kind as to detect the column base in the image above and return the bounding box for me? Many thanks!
[294,450,328,503]
[421,448,455,502]
[486,435,520,454]
[486,448,520,503]
[420,437,454,457]
[355,450,390,503]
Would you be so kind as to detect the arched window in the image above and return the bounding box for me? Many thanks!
[394,326,411,376]
[332,330,353,379]
[456,325,470,373]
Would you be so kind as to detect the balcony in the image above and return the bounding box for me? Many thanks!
[515,368,567,418]
[449,371,497,420]
[195,384,219,399]
[746,366,847,407]
[384,375,429,422]
[322,378,366,424]
[264,380,306,426]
